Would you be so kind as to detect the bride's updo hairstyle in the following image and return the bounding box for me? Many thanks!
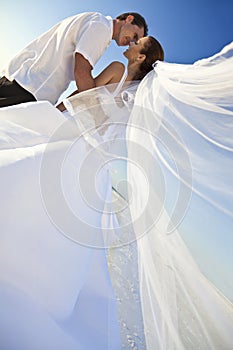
[134,36,164,80]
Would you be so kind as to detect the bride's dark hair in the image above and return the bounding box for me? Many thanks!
[133,36,164,81]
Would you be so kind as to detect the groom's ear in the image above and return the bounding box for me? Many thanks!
[125,15,134,23]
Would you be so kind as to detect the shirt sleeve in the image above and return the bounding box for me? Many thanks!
[75,20,111,68]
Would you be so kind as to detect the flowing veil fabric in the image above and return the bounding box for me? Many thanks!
[0,101,124,349]
[0,41,233,350]
[126,41,233,349]
[0,78,141,349]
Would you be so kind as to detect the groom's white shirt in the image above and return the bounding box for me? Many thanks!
[3,12,113,104]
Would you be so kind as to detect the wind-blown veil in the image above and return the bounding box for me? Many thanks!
[0,76,143,349]
[126,41,233,349]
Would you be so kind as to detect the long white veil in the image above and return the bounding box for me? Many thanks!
[0,78,142,349]
[126,41,233,349]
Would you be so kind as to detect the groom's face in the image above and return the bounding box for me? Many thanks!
[115,16,144,46]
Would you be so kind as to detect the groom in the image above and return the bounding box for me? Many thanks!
[0,12,148,108]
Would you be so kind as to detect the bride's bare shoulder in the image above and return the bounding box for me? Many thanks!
[109,61,125,70]
[95,61,125,86]
[107,61,125,81]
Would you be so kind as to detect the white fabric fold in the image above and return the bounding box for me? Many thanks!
[127,41,233,349]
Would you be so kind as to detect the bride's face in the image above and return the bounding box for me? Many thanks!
[123,37,149,61]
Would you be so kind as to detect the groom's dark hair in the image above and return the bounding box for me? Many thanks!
[116,12,148,36]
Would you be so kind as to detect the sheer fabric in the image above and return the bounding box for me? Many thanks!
[0,79,140,349]
[0,101,122,349]
[0,41,232,350]
[126,41,233,349]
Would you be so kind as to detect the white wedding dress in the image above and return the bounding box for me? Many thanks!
[0,41,233,349]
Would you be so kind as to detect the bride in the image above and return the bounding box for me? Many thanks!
[0,35,233,350]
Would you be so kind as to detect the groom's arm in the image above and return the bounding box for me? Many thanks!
[74,53,96,92]
[56,61,125,112]
[56,53,95,112]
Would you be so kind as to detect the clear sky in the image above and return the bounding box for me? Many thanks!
[1,0,233,74]
[0,0,233,300]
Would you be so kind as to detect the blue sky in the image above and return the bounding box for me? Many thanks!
[1,0,233,300]
[1,0,233,74]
